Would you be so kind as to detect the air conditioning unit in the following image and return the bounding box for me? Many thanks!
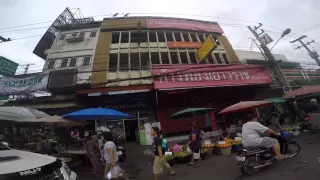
[65,36,84,43]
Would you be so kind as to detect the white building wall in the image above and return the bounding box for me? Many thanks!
[235,50,288,64]
[43,27,100,84]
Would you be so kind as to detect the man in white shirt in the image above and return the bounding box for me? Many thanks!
[242,114,288,160]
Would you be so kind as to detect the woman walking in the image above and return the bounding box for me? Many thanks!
[85,132,104,179]
[187,122,202,168]
[151,126,175,180]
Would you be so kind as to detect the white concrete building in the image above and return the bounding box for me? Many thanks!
[235,50,288,64]
[43,23,100,85]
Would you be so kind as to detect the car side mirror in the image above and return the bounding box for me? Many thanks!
[2,142,9,146]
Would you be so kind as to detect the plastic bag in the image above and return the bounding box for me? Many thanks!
[106,165,124,179]
[186,145,192,154]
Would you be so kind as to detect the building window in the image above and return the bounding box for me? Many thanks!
[170,52,179,64]
[130,53,140,70]
[182,33,189,42]
[79,32,85,37]
[47,60,55,69]
[121,32,129,43]
[60,59,68,68]
[119,53,129,71]
[140,52,150,70]
[174,32,182,41]
[109,54,118,72]
[189,52,198,64]
[166,31,173,41]
[214,53,222,64]
[158,31,165,42]
[151,52,160,65]
[131,31,147,43]
[69,58,77,67]
[59,34,66,41]
[179,52,188,64]
[222,54,229,64]
[149,31,157,42]
[207,54,215,64]
[112,32,120,44]
[161,52,170,64]
[90,31,96,38]
[190,33,198,42]
[83,57,91,66]
[71,33,77,37]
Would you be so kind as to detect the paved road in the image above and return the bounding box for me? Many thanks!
[77,132,320,180]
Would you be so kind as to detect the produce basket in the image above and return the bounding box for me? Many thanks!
[220,147,232,155]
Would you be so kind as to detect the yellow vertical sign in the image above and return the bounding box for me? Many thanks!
[196,36,216,62]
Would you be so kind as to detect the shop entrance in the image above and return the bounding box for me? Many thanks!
[124,119,138,142]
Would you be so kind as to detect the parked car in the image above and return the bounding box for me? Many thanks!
[0,142,78,180]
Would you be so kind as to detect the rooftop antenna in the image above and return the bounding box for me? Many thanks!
[113,13,119,17]
[124,13,129,17]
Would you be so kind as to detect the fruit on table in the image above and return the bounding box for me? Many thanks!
[164,155,175,161]
[203,144,215,148]
[174,151,191,158]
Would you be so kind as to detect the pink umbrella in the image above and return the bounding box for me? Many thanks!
[284,86,320,98]
[218,101,271,114]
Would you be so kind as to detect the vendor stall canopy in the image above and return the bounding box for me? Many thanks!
[0,106,49,122]
[170,108,215,119]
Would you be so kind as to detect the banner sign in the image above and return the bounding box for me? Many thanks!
[0,56,19,76]
[147,18,224,33]
[152,64,272,90]
[196,36,217,62]
[167,41,202,49]
[0,73,49,95]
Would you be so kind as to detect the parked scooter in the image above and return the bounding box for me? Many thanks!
[114,136,126,162]
[236,132,300,175]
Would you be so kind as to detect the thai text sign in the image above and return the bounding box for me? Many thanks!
[167,41,202,49]
[0,56,18,76]
[152,64,272,90]
[0,73,49,95]
[147,18,224,33]
[197,36,216,62]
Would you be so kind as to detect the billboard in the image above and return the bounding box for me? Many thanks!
[196,36,217,62]
[0,56,18,76]
[167,41,202,48]
[147,18,224,33]
[152,64,272,90]
[33,8,75,60]
[0,73,49,95]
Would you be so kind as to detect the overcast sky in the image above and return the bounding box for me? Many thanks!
[0,0,319,74]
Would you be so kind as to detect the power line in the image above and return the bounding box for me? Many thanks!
[0,21,53,31]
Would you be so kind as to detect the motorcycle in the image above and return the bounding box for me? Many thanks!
[113,136,126,162]
[236,132,300,175]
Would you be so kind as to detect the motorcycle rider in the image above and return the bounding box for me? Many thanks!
[242,113,288,161]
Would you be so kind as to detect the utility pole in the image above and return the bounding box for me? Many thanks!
[19,64,36,74]
[248,25,290,87]
[290,35,320,67]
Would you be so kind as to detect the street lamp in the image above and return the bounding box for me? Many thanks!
[270,28,291,50]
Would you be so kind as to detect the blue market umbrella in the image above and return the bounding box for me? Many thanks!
[62,108,130,121]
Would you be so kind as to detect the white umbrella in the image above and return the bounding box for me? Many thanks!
[0,107,49,122]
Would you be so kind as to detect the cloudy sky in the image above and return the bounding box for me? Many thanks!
[0,0,319,74]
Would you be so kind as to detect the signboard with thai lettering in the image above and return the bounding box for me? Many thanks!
[0,56,18,76]
[152,64,272,90]
[167,41,202,49]
[0,73,49,95]
[147,18,224,33]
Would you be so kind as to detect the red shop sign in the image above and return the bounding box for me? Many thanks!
[167,41,202,48]
[152,64,272,90]
[147,18,224,33]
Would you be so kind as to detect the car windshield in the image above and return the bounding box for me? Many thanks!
[0,143,9,151]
